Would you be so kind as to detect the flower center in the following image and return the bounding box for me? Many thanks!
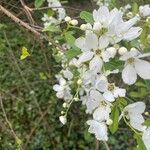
[95,49,101,55]
[100,101,107,106]
[97,27,108,36]
[127,58,135,64]
[108,83,115,91]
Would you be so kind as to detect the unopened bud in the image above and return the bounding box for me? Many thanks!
[80,24,87,30]
[63,102,68,108]
[77,79,82,85]
[65,16,71,22]
[74,97,79,101]
[118,47,127,55]
[106,119,113,125]
[70,19,78,26]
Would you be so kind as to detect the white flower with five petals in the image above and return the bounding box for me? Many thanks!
[120,49,150,85]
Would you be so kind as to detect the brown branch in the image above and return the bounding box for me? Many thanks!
[96,139,100,150]
[103,141,110,150]
[0,4,64,51]
[19,0,35,24]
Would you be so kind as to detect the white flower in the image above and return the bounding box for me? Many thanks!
[142,127,150,150]
[87,120,108,141]
[69,19,78,26]
[75,32,114,73]
[53,77,72,101]
[63,69,73,80]
[120,49,150,85]
[122,102,146,131]
[96,78,126,102]
[139,5,150,17]
[59,115,67,125]
[91,6,142,44]
[93,104,111,122]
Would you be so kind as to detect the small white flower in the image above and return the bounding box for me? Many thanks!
[122,102,146,131]
[96,78,126,102]
[87,120,108,141]
[59,116,67,125]
[63,69,73,80]
[139,5,150,17]
[142,127,150,150]
[120,49,150,85]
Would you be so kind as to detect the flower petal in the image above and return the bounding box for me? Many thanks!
[99,35,109,49]
[134,59,150,79]
[78,51,94,64]
[103,91,115,102]
[122,64,137,85]
[89,56,103,73]
[85,33,98,50]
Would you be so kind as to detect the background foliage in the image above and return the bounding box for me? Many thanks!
[0,0,149,149]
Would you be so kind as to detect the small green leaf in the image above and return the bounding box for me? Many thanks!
[39,72,47,80]
[109,105,119,134]
[34,0,45,8]
[80,11,94,24]
[43,25,61,32]
[47,9,55,17]
[20,47,30,60]
[65,49,81,59]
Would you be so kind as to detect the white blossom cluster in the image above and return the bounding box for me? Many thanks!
[51,4,150,149]
[42,0,66,27]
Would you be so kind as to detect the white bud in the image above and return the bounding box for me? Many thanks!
[80,24,87,30]
[63,102,68,108]
[130,47,137,52]
[55,40,59,44]
[74,97,79,101]
[59,116,67,125]
[106,47,117,57]
[106,119,113,125]
[126,12,133,18]
[61,111,64,114]
[65,16,71,22]
[77,79,82,85]
[70,19,78,26]
[118,47,128,55]
[145,112,149,116]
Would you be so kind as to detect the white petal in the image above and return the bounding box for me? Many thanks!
[125,102,146,114]
[85,33,98,50]
[134,59,150,79]
[99,35,109,49]
[142,127,150,150]
[75,37,86,50]
[103,91,115,102]
[93,105,111,121]
[96,79,108,92]
[89,56,103,73]
[78,51,94,63]
[122,64,137,85]
[114,88,126,98]
[123,27,142,41]
[90,90,103,102]
[53,84,62,91]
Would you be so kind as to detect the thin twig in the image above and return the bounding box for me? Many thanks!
[103,141,110,150]
[0,5,64,51]
[96,139,100,150]
[0,93,24,150]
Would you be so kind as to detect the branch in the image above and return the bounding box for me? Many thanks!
[0,5,64,51]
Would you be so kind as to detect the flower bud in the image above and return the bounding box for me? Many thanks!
[106,47,117,57]
[118,47,127,55]
[77,79,82,85]
[65,16,71,22]
[70,19,78,26]
[63,102,68,108]
[59,116,67,125]
[74,97,79,101]
[106,119,113,125]
[80,24,87,30]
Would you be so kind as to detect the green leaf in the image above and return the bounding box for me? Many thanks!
[134,134,147,150]
[47,9,55,17]
[65,49,81,59]
[143,119,150,126]
[20,47,30,60]
[109,105,119,134]
[65,32,78,49]
[43,25,61,32]
[80,11,94,24]
[34,0,45,8]
[39,72,47,80]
